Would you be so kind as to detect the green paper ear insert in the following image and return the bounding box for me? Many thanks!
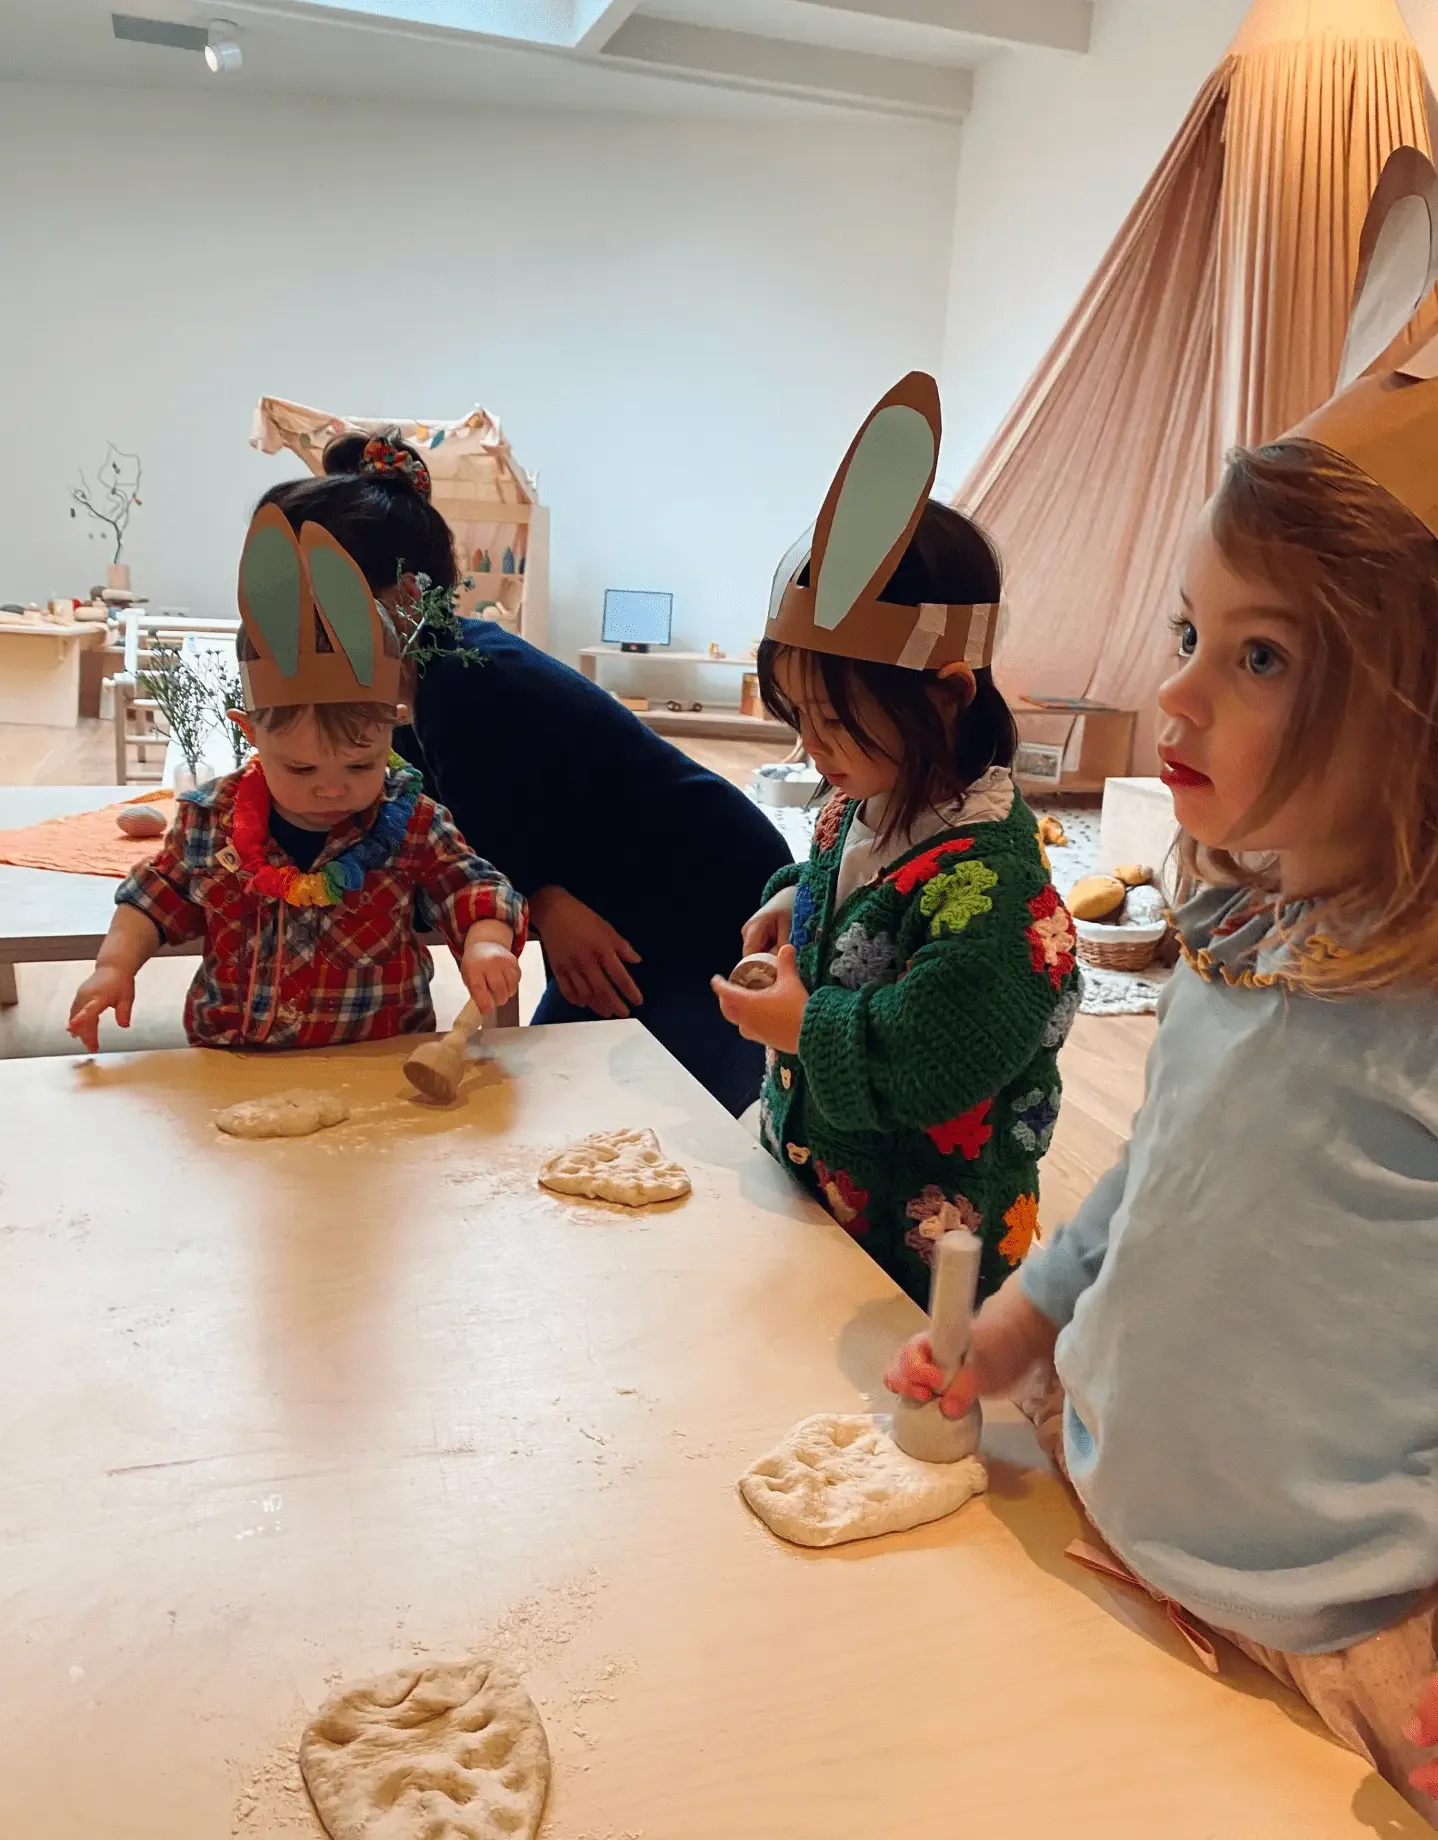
[302,524,377,690]
[812,399,938,632]
[239,513,304,678]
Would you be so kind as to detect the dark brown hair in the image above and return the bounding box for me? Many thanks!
[758,501,1016,841]
[1190,437,1438,991]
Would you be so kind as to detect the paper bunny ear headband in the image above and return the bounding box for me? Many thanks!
[237,503,401,712]
[1291,146,1438,537]
[765,371,998,673]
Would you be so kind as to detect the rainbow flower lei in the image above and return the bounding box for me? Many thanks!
[229,751,421,907]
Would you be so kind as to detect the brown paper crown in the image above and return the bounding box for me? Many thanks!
[236,504,402,712]
[1292,146,1438,537]
[765,371,999,672]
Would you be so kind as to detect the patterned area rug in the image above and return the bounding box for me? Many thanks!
[748,789,1168,1018]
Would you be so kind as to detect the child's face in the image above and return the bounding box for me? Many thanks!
[1158,503,1371,885]
[773,650,902,802]
[235,711,393,830]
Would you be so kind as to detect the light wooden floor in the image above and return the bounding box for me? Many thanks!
[0,716,1154,1215]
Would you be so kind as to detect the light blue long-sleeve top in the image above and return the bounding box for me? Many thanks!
[1022,885,1438,1655]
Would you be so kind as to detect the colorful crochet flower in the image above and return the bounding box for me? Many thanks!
[904,1186,982,1266]
[1010,1087,1060,1155]
[791,881,817,949]
[813,792,849,854]
[927,1098,993,1159]
[920,859,999,939]
[1026,886,1077,990]
[815,1160,871,1236]
[889,838,974,897]
[999,1192,1040,1265]
[829,922,899,990]
[1041,983,1082,1049]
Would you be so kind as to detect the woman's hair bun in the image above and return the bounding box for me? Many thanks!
[320,429,432,502]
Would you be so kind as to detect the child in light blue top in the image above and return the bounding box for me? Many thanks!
[889,437,1438,1823]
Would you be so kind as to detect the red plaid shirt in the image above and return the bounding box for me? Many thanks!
[117,769,528,1050]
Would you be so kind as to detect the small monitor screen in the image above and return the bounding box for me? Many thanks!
[603,589,672,648]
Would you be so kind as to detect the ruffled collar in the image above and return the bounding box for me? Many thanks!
[1175,884,1344,990]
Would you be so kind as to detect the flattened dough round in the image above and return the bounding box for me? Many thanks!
[538,1127,690,1207]
[739,1412,987,1549]
[215,1088,349,1140]
[300,1655,550,1840]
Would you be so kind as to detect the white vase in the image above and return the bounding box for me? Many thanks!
[173,765,199,794]
[106,562,131,593]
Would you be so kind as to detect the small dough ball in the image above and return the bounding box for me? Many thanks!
[117,804,167,840]
[728,952,779,990]
[1068,874,1127,922]
[215,1088,349,1140]
[301,1655,550,1840]
[1123,885,1167,926]
[1113,863,1153,888]
[539,1127,690,1208]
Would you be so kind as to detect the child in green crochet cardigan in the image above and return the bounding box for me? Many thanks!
[713,373,1079,1307]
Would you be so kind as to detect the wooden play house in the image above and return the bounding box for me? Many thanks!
[251,399,550,650]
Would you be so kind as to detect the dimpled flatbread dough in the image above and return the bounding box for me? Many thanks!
[215,1088,349,1140]
[739,1413,987,1549]
[300,1655,550,1840]
[538,1127,691,1207]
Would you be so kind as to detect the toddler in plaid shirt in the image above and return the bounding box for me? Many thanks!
[69,447,525,1052]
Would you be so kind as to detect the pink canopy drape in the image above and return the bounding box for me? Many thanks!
[956,0,1436,768]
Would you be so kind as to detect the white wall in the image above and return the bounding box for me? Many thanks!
[938,0,1438,485]
[0,83,958,667]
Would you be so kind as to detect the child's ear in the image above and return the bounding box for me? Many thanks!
[228,709,256,743]
[933,662,977,710]
[393,702,412,726]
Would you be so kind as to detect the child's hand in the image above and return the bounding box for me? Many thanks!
[68,966,136,1053]
[741,886,797,955]
[711,942,809,1054]
[885,1273,1058,1419]
[1407,1676,1438,1795]
[461,940,521,1013]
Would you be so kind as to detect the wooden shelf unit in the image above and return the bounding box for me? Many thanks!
[576,646,789,742]
[1014,697,1136,797]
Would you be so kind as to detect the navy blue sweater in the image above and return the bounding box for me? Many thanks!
[395,622,790,973]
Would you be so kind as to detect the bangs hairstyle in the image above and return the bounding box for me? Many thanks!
[1194,438,1438,992]
[758,501,1016,842]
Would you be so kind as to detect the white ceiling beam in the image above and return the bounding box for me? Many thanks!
[569,0,644,51]
[601,17,971,118]
[799,0,1092,54]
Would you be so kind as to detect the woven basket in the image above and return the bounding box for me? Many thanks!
[1074,918,1167,973]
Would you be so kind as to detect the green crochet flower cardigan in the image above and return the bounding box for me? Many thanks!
[761,790,1080,1307]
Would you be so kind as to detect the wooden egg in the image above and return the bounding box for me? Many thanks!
[729,952,780,990]
[1068,874,1127,922]
[116,805,167,840]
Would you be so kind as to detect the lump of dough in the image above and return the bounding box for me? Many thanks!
[538,1127,690,1207]
[300,1655,550,1840]
[215,1088,349,1140]
[739,1413,987,1549]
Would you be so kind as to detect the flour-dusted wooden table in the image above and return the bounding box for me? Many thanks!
[0,1023,1419,1838]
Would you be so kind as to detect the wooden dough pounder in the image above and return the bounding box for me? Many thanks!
[891,1228,983,1464]
[728,952,779,989]
[403,1000,483,1103]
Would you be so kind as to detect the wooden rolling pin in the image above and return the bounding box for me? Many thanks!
[403,1000,482,1103]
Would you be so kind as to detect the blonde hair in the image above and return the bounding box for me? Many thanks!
[1186,438,1438,993]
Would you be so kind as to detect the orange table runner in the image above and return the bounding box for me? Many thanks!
[0,791,176,879]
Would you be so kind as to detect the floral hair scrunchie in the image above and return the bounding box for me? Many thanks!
[360,437,432,501]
